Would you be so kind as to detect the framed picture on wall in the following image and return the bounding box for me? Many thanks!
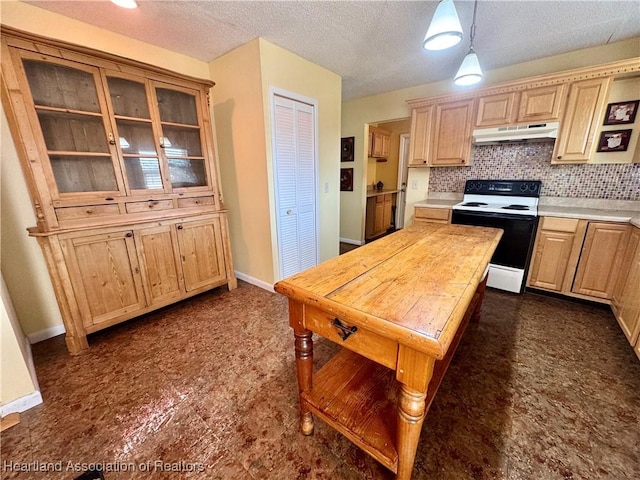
[603,100,639,125]
[340,168,353,191]
[596,129,632,152]
[341,136,354,162]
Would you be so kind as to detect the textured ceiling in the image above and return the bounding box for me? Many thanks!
[24,1,640,100]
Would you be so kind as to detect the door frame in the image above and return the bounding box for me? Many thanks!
[395,133,410,229]
[269,87,320,281]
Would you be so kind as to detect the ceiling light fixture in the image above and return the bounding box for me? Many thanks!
[111,0,138,9]
[423,0,463,50]
[454,0,483,86]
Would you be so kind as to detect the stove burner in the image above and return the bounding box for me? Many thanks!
[502,204,530,210]
[462,202,488,207]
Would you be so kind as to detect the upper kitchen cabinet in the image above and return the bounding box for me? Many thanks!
[552,77,612,164]
[431,99,475,166]
[368,126,391,158]
[407,99,474,167]
[408,58,639,168]
[475,85,564,127]
[516,84,565,123]
[475,92,518,127]
[408,106,433,166]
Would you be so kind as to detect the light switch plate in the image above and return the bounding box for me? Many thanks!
[412,180,419,190]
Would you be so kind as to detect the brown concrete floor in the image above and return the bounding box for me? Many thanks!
[2,282,639,479]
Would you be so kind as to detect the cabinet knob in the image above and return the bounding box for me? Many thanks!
[177,225,183,230]
[125,232,133,238]
[108,133,116,145]
[557,155,562,159]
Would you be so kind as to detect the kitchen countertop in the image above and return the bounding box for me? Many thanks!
[538,205,640,226]
[415,194,640,227]
[415,199,459,209]
[366,188,399,198]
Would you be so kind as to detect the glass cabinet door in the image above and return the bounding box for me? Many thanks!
[106,76,165,193]
[21,57,122,196]
[153,84,209,190]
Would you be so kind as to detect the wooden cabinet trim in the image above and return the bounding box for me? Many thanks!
[407,58,640,108]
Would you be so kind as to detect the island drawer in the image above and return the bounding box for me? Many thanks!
[304,306,398,370]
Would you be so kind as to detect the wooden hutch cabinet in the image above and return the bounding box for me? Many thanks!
[1,27,236,354]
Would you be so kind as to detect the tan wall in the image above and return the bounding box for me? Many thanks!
[341,37,640,242]
[259,39,342,276]
[209,40,274,284]
[0,1,211,337]
[1,275,37,408]
[592,77,640,164]
[212,38,341,284]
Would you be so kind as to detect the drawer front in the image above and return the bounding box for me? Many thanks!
[177,196,215,208]
[305,306,398,370]
[415,207,451,222]
[56,204,120,221]
[125,200,174,214]
[541,216,580,233]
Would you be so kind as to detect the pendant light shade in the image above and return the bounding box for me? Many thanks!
[454,48,483,86]
[454,0,483,86]
[423,0,463,50]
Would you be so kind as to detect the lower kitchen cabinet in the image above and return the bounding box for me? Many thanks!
[611,227,640,358]
[527,217,586,292]
[572,222,630,299]
[527,217,629,301]
[37,212,235,353]
[365,194,393,240]
[414,206,452,224]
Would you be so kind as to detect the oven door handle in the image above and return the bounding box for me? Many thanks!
[452,209,537,221]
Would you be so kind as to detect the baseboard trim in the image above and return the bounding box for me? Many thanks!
[234,271,275,292]
[1,390,43,417]
[27,325,66,344]
[340,237,364,246]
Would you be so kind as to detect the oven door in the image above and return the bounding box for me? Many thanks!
[451,210,538,269]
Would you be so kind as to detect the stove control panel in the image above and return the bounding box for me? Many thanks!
[463,180,542,197]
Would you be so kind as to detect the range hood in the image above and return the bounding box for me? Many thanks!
[473,122,559,145]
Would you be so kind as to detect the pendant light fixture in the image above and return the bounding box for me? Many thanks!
[423,0,463,50]
[454,0,483,86]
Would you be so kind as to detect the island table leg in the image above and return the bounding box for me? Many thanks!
[396,384,427,480]
[294,328,314,435]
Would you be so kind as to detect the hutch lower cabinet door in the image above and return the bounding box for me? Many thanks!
[134,224,185,306]
[176,216,227,292]
[60,229,147,331]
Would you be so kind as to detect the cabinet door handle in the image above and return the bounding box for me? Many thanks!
[125,232,133,238]
[159,136,165,148]
[108,133,116,145]
[177,225,183,230]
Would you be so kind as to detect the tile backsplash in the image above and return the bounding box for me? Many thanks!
[428,143,640,200]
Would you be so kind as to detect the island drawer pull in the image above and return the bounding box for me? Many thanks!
[331,318,357,341]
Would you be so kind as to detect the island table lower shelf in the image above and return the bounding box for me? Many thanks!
[274,223,502,479]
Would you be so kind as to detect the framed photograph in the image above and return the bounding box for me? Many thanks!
[604,100,639,125]
[341,136,354,162]
[596,129,632,152]
[340,168,353,191]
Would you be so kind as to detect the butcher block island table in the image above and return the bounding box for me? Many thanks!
[274,223,503,479]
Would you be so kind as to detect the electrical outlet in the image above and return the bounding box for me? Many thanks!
[324,182,329,193]
[412,180,419,190]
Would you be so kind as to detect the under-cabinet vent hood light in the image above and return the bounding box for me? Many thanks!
[472,122,559,145]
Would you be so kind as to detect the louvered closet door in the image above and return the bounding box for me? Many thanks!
[273,95,318,279]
